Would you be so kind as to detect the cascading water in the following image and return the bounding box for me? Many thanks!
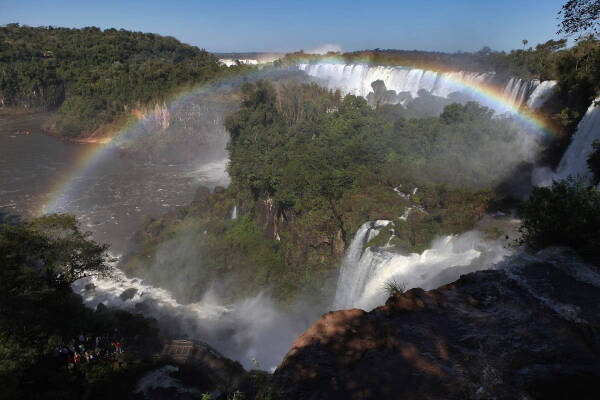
[554,99,600,184]
[73,267,313,370]
[298,63,556,113]
[333,227,509,311]
[526,80,557,109]
[333,220,392,309]
[231,205,237,219]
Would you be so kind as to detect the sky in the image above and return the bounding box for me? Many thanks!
[1,0,568,53]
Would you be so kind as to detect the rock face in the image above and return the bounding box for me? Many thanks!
[273,248,600,399]
[159,339,246,393]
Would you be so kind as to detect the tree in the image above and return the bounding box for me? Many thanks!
[0,214,113,288]
[559,0,600,35]
[587,139,600,185]
[0,214,159,399]
[522,39,528,49]
[518,177,600,260]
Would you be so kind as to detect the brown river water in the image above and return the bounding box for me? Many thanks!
[0,112,229,254]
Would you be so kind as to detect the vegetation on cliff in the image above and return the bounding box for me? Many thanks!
[518,177,600,261]
[0,214,160,399]
[0,24,250,137]
[125,81,531,304]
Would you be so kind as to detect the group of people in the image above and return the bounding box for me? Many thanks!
[53,329,126,369]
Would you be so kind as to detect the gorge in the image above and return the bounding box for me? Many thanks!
[2,16,600,399]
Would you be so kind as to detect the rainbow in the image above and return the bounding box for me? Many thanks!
[37,68,256,216]
[431,70,556,135]
[296,55,557,135]
[38,60,557,216]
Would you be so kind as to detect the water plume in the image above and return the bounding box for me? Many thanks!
[73,265,318,371]
[333,227,509,311]
[306,44,343,55]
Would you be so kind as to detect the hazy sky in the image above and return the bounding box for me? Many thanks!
[1,0,568,53]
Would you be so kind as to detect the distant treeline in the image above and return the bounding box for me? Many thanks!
[280,37,598,80]
[0,24,250,137]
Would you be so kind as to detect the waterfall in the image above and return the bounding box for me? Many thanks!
[332,220,392,309]
[333,228,509,311]
[72,268,308,370]
[231,205,237,219]
[298,63,556,113]
[526,80,557,109]
[299,63,494,100]
[555,99,600,184]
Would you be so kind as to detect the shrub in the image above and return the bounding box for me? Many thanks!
[518,177,600,260]
[383,279,406,297]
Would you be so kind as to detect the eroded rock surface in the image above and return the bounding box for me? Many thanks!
[159,339,246,393]
[273,248,600,399]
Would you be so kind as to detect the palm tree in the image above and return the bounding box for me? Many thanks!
[522,39,529,49]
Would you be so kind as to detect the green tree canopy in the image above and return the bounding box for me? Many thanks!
[559,0,600,35]
[518,177,600,260]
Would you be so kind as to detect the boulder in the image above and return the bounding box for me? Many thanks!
[159,339,246,393]
[119,288,138,301]
[273,248,600,399]
[192,186,211,205]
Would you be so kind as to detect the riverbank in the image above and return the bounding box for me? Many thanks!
[0,106,53,117]
[42,117,117,144]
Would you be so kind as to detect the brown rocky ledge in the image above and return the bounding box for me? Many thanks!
[272,248,600,400]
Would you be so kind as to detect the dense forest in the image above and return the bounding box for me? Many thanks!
[0,24,249,137]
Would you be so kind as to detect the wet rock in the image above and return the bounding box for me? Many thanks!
[273,249,600,399]
[159,339,246,393]
[119,288,138,301]
[192,186,211,205]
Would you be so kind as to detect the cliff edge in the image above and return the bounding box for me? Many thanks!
[273,248,600,399]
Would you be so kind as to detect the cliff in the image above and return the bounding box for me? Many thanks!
[273,248,600,399]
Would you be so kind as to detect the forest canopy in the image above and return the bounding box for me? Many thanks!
[0,24,246,136]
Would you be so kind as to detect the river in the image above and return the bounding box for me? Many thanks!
[0,112,229,254]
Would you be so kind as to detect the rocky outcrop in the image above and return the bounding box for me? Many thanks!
[273,248,600,399]
[159,339,246,393]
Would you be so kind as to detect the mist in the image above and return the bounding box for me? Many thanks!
[334,228,510,311]
[73,264,323,370]
[68,60,557,373]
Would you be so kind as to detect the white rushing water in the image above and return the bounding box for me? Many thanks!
[135,365,204,397]
[333,225,509,311]
[73,267,312,370]
[333,220,392,309]
[554,99,600,184]
[526,80,557,109]
[298,63,556,113]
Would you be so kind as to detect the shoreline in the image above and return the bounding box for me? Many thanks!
[44,127,114,145]
[42,118,120,145]
[1,109,115,144]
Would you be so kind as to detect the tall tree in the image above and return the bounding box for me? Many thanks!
[559,0,600,35]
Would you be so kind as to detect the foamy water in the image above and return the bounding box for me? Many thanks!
[333,224,509,311]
